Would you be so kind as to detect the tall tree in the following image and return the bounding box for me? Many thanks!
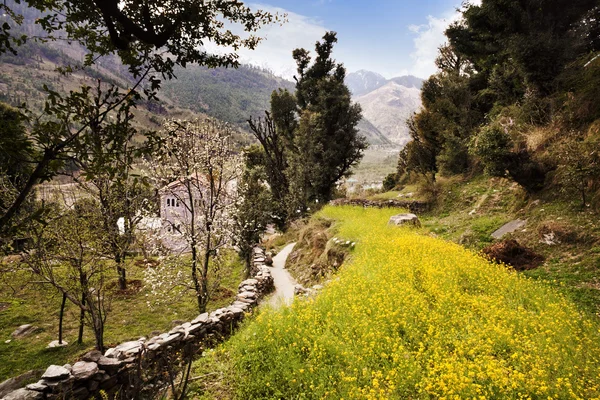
[248,32,366,222]
[289,32,366,212]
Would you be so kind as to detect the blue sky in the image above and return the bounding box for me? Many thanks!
[224,0,472,80]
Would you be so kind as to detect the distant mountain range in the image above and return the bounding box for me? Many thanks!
[346,70,423,146]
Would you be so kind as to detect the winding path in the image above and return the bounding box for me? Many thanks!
[267,242,297,307]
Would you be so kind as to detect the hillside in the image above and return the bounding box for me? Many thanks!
[191,206,600,399]
[160,64,295,127]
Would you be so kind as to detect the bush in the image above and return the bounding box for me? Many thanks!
[382,173,399,192]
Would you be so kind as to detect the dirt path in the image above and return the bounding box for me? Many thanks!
[267,243,297,307]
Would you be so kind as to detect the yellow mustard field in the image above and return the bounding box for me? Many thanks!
[203,206,600,399]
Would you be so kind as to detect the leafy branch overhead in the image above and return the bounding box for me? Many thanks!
[2,0,280,86]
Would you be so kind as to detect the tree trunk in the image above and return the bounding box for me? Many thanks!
[200,230,211,313]
[78,293,85,344]
[92,316,104,352]
[190,243,203,313]
[58,293,67,344]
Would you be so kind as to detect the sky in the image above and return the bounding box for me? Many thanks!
[214,0,473,81]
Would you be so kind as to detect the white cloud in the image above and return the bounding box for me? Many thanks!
[403,1,480,79]
[404,11,459,79]
[204,4,327,81]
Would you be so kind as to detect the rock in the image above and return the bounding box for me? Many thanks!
[237,291,256,300]
[11,325,37,339]
[46,340,68,349]
[71,361,99,380]
[491,219,527,239]
[265,255,273,266]
[2,388,43,400]
[294,285,309,295]
[81,350,102,363]
[192,313,209,324]
[87,379,99,392]
[108,341,142,359]
[97,356,121,374]
[312,285,324,291]
[160,332,182,346]
[388,213,421,227]
[0,371,42,398]
[41,365,70,381]
[70,386,89,399]
[25,381,47,392]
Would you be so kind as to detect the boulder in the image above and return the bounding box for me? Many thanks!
[491,219,526,239]
[388,213,421,227]
[11,325,37,339]
[0,370,42,398]
[97,356,121,374]
[81,350,102,363]
[25,381,47,392]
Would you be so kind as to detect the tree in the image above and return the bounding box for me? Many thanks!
[24,197,111,351]
[554,138,600,207]
[0,102,39,249]
[446,0,598,96]
[247,89,296,228]
[248,32,366,224]
[0,0,277,240]
[290,32,366,209]
[234,149,273,274]
[67,81,157,290]
[149,118,241,313]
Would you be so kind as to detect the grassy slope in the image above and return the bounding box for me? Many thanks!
[409,175,600,316]
[192,206,600,399]
[0,253,244,381]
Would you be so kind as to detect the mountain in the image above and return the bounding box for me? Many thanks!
[354,80,422,146]
[345,70,388,97]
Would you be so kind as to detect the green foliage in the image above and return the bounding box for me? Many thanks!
[553,137,600,207]
[248,32,366,225]
[288,32,366,210]
[470,124,512,177]
[398,0,599,195]
[235,151,274,273]
[382,173,399,192]
[0,102,32,185]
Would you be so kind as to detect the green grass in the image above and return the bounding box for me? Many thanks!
[0,251,245,381]
[191,206,600,399]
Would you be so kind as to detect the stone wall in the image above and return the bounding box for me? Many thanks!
[1,248,274,400]
[330,198,430,214]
